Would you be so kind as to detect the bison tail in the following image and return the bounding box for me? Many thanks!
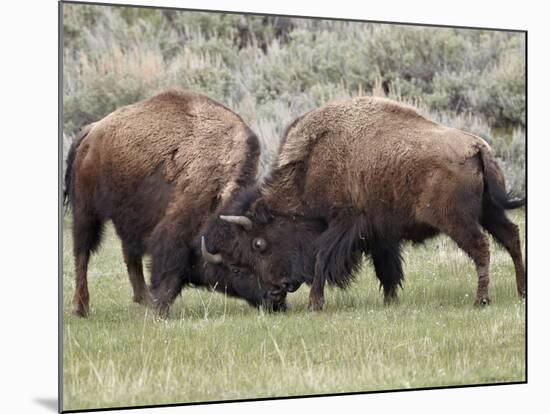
[63,124,93,210]
[479,144,525,211]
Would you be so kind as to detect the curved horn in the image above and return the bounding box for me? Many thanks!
[219,215,253,231]
[201,236,222,264]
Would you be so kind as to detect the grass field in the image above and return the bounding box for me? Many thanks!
[61,210,526,411]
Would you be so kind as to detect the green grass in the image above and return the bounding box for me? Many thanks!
[62,210,525,411]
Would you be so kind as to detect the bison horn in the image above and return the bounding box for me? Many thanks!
[201,236,222,264]
[219,215,253,231]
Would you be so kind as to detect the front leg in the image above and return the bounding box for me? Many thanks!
[308,214,364,311]
[148,216,191,318]
[370,239,404,305]
[150,270,185,318]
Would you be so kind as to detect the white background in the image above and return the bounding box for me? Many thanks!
[0,0,548,412]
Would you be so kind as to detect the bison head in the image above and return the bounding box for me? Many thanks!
[199,197,326,302]
[195,236,289,311]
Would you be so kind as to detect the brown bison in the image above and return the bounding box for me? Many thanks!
[64,88,288,317]
[202,96,526,310]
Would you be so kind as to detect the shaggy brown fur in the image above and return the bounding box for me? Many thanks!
[64,88,287,317]
[203,96,525,310]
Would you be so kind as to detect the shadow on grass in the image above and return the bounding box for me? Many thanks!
[34,398,58,412]
[63,298,262,323]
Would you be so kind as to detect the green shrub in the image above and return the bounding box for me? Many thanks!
[62,3,525,196]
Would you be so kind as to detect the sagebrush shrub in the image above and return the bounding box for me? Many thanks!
[62,4,526,195]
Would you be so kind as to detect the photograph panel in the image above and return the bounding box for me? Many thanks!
[61,1,526,411]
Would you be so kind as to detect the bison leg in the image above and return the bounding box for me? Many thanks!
[309,216,364,311]
[70,210,104,317]
[370,240,403,305]
[149,251,187,318]
[446,225,491,306]
[150,273,184,318]
[122,245,151,306]
[309,258,326,311]
[481,206,525,298]
[72,251,91,317]
[418,173,490,305]
[148,222,189,318]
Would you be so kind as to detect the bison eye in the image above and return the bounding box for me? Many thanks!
[252,237,267,252]
[232,268,239,274]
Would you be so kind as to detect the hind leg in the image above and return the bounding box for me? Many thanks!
[121,244,151,306]
[482,206,525,297]
[419,202,490,304]
[370,240,403,304]
[309,258,326,311]
[71,211,103,317]
[418,171,491,305]
[72,251,91,317]
[443,223,491,305]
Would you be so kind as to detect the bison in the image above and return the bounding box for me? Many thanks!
[63,88,287,317]
[201,96,526,310]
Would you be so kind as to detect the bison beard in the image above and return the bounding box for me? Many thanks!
[202,96,525,311]
[64,88,287,317]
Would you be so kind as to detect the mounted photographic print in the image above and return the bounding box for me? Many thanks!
[60,1,526,411]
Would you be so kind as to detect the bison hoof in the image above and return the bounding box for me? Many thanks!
[383,294,399,306]
[133,291,153,307]
[154,304,170,319]
[71,306,89,318]
[474,296,491,307]
[271,301,288,313]
[308,300,324,312]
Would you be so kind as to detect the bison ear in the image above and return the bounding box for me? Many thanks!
[251,200,273,224]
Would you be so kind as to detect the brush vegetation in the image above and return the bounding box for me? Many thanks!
[62,4,525,195]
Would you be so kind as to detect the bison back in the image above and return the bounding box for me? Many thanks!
[267,96,487,222]
[70,89,259,251]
